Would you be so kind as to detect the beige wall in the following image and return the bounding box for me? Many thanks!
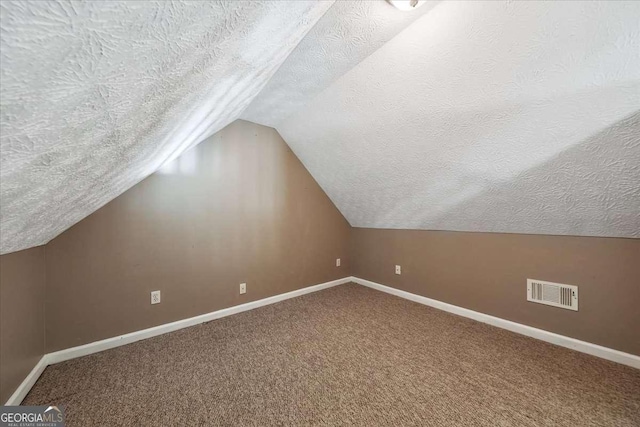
[44,120,351,352]
[0,246,46,403]
[2,119,638,401]
[351,228,640,356]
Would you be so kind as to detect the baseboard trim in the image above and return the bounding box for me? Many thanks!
[5,276,352,405]
[46,276,352,365]
[351,277,640,369]
[4,356,48,406]
[6,275,637,405]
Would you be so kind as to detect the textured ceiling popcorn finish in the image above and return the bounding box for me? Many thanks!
[277,1,640,238]
[0,0,333,254]
[241,0,437,128]
[1,1,640,255]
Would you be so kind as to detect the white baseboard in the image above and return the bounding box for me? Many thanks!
[4,276,352,405]
[4,356,48,406]
[352,277,640,370]
[46,276,352,365]
[6,275,638,405]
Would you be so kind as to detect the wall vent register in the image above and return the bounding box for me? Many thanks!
[527,279,578,311]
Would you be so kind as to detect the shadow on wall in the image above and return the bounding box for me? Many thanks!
[423,110,640,237]
[43,120,351,352]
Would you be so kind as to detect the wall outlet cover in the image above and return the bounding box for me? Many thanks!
[151,290,161,304]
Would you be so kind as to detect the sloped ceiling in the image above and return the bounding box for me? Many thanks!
[277,0,640,238]
[1,1,639,255]
[241,0,437,128]
[0,0,333,254]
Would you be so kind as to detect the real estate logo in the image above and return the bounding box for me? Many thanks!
[0,405,65,427]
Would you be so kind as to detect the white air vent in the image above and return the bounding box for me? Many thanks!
[527,279,578,311]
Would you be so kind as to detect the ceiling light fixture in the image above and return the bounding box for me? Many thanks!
[387,0,427,11]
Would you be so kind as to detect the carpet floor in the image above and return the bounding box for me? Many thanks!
[24,283,640,426]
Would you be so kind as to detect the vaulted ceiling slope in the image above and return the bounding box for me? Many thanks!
[0,0,333,255]
[278,1,640,238]
[241,0,437,128]
[1,2,639,256]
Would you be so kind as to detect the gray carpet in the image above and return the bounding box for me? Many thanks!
[24,283,640,426]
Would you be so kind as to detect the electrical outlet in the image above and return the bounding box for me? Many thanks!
[151,290,161,304]
[336,258,341,267]
[395,265,401,275]
[239,283,247,295]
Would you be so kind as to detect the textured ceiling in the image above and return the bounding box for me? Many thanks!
[0,0,333,254]
[1,1,639,255]
[278,0,640,238]
[241,0,437,128]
